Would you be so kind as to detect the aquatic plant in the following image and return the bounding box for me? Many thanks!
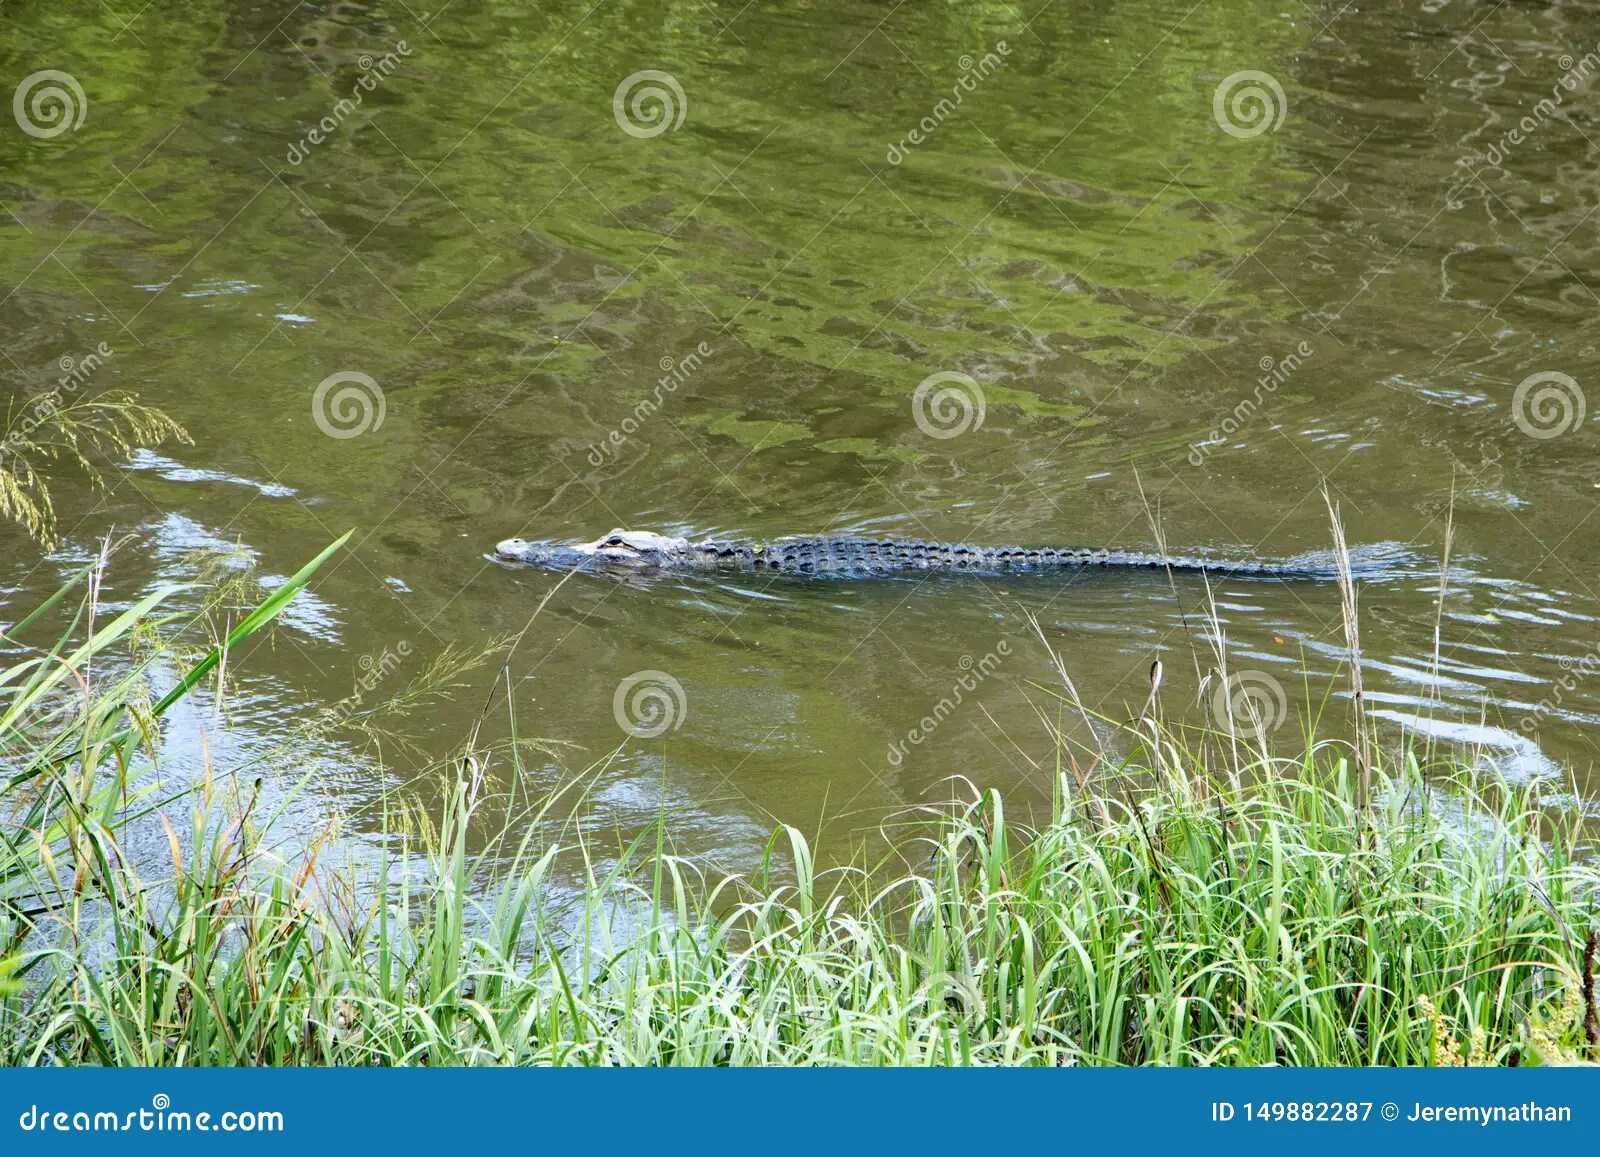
[0,393,189,544]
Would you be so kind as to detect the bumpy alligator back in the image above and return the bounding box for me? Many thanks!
[691,538,1331,578]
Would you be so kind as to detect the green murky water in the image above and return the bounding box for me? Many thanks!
[4,0,1600,867]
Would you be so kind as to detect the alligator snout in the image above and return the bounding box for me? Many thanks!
[495,530,692,570]
[495,538,595,568]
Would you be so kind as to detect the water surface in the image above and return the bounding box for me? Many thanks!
[4,0,1600,868]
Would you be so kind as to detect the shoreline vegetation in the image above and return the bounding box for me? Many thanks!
[1,541,1597,1067]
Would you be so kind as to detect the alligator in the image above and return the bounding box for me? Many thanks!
[493,528,1349,579]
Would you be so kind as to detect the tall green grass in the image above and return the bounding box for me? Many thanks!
[0,545,1596,1066]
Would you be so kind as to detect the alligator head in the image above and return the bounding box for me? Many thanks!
[495,528,694,571]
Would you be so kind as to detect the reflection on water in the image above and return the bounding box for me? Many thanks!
[3,0,1600,869]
